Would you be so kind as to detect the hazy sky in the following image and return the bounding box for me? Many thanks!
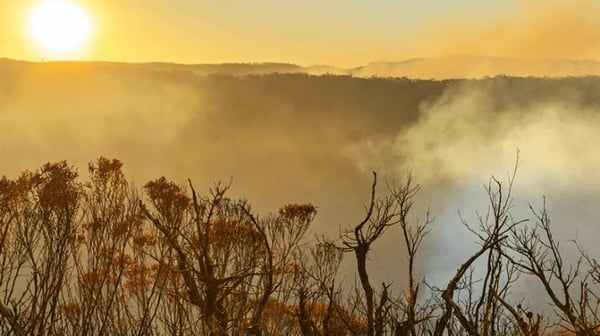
[1,0,599,66]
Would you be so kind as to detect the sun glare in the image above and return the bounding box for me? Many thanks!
[27,0,94,59]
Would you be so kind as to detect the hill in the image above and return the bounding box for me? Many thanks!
[2,60,600,286]
[7,56,600,79]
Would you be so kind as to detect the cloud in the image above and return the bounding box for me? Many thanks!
[387,1,600,77]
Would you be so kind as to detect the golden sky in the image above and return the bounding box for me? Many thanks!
[1,0,599,66]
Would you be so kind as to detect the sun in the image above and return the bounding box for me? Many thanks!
[27,0,94,59]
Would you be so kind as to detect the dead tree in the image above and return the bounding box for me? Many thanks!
[433,161,527,336]
[391,176,432,336]
[495,294,543,336]
[507,199,600,336]
[141,179,263,336]
[295,238,345,336]
[0,176,27,336]
[342,172,401,336]
[240,203,315,336]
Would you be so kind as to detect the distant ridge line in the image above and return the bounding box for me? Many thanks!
[2,56,600,79]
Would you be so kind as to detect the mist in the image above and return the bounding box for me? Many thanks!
[2,60,600,305]
[392,0,600,78]
[346,77,600,309]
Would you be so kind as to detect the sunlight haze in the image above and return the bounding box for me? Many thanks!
[27,0,94,59]
[0,0,575,66]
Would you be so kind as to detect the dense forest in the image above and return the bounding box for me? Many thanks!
[0,157,599,335]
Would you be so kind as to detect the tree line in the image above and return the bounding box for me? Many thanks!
[0,157,599,335]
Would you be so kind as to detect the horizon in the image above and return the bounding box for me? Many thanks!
[5,54,600,66]
[6,55,600,80]
[3,1,600,68]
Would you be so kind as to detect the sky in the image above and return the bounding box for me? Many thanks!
[0,0,577,67]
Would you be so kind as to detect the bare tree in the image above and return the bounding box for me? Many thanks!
[507,199,600,336]
[341,172,401,336]
[141,179,264,335]
[0,175,28,336]
[57,157,167,336]
[292,238,346,336]
[432,160,527,336]
[390,176,433,336]
[4,156,600,335]
[0,162,82,335]
[241,202,315,336]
